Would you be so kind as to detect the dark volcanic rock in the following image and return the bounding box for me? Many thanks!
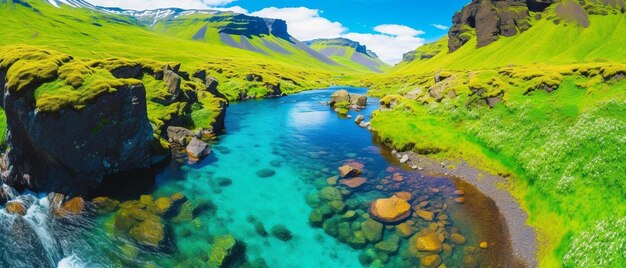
[163,65,182,104]
[447,0,619,51]
[110,64,142,79]
[448,0,556,52]
[2,83,153,194]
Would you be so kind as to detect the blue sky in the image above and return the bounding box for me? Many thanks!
[237,0,466,42]
[85,0,468,64]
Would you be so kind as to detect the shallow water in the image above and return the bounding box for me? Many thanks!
[0,87,520,267]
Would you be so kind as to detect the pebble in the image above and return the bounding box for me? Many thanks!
[400,155,409,164]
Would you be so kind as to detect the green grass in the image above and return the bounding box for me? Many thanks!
[0,0,363,102]
[370,67,626,267]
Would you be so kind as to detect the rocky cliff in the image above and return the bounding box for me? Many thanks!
[104,8,291,40]
[0,45,227,194]
[448,0,625,52]
[0,47,153,194]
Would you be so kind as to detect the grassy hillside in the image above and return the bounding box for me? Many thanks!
[0,0,358,100]
[364,5,626,267]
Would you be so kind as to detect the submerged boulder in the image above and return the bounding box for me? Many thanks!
[208,235,246,268]
[369,195,411,223]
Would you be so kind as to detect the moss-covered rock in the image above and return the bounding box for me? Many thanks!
[208,235,246,268]
[361,219,384,243]
[270,225,292,241]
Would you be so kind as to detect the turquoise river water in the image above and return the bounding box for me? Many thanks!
[0,87,519,267]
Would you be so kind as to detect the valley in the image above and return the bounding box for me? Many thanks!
[0,0,624,267]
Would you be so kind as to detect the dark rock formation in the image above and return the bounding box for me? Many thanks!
[305,38,370,55]
[449,0,538,51]
[2,82,153,194]
[448,0,622,52]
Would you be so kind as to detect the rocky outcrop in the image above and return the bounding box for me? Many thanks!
[448,0,536,51]
[448,0,623,52]
[2,82,152,194]
[212,14,290,39]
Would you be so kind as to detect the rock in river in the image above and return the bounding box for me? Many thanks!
[256,169,276,178]
[340,177,367,189]
[369,195,411,223]
[338,165,362,178]
[186,137,211,159]
[414,229,443,253]
[329,90,350,106]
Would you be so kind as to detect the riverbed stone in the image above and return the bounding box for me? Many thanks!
[256,169,276,178]
[415,209,435,222]
[375,234,400,253]
[361,219,384,242]
[326,175,339,185]
[412,229,443,253]
[208,235,245,268]
[129,218,165,247]
[338,165,362,178]
[355,115,365,124]
[395,222,414,238]
[450,233,467,245]
[319,187,342,201]
[329,200,346,213]
[309,209,325,227]
[92,197,120,214]
[340,177,367,188]
[59,197,85,216]
[369,195,411,223]
[271,225,292,241]
[420,254,442,268]
[394,192,412,201]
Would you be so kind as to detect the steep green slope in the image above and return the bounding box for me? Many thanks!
[306,38,391,73]
[0,0,354,100]
[365,1,626,267]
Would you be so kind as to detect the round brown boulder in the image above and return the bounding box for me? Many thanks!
[340,177,367,189]
[369,195,411,223]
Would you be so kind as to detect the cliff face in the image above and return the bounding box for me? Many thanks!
[2,83,153,194]
[447,0,625,52]
[211,14,290,39]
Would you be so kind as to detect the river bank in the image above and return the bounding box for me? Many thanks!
[384,149,538,267]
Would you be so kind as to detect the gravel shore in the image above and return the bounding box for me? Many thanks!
[395,151,538,268]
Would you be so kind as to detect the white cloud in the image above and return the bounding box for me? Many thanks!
[248,7,424,64]
[374,24,424,36]
[250,7,346,41]
[213,6,248,13]
[85,0,235,10]
[344,33,424,64]
[431,24,450,30]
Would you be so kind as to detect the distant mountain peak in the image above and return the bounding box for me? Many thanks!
[305,38,370,55]
[306,37,389,72]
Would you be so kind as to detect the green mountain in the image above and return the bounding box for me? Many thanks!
[366,1,626,267]
[306,38,391,73]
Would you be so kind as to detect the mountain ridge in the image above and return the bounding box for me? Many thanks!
[306,37,390,73]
